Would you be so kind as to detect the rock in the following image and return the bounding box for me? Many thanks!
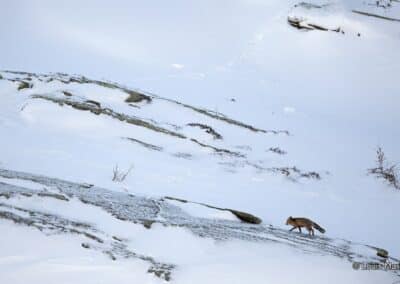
[142,220,155,229]
[80,183,94,189]
[105,251,117,261]
[17,81,32,91]
[85,100,101,108]
[229,210,262,224]
[124,90,152,103]
[112,236,123,242]
[37,192,69,201]
[164,196,262,224]
[376,248,389,258]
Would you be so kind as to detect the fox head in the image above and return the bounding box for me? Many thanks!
[286,216,293,225]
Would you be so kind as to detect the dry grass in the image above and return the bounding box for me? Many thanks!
[112,164,133,182]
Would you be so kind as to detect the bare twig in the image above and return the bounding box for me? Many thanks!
[112,164,133,182]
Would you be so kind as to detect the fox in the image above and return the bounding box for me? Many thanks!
[286,216,325,236]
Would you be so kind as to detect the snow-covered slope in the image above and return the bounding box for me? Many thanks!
[0,68,399,282]
[1,0,400,283]
[0,166,398,283]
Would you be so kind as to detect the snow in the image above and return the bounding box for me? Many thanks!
[0,222,156,284]
[166,200,240,221]
[172,241,395,284]
[0,176,45,191]
[171,64,185,70]
[1,0,400,283]
[0,220,396,284]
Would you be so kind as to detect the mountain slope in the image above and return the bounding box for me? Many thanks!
[0,69,399,283]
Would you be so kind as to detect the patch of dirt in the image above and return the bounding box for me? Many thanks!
[187,123,223,140]
[352,9,400,22]
[268,147,287,155]
[172,152,193,159]
[190,138,245,158]
[123,137,163,151]
[294,2,327,9]
[271,166,321,181]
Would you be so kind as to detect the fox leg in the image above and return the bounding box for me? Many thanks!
[298,227,302,233]
[289,226,296,232]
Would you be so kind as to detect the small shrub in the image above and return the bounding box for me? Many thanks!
[368,147,399,190]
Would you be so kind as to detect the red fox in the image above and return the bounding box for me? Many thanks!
[286,216,325,236]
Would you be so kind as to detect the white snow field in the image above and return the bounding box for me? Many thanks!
[0,0,399,283]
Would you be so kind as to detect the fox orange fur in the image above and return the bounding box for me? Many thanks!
[286,216,325,236]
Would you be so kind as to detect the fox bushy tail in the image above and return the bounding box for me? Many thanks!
[312,222,326,233]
